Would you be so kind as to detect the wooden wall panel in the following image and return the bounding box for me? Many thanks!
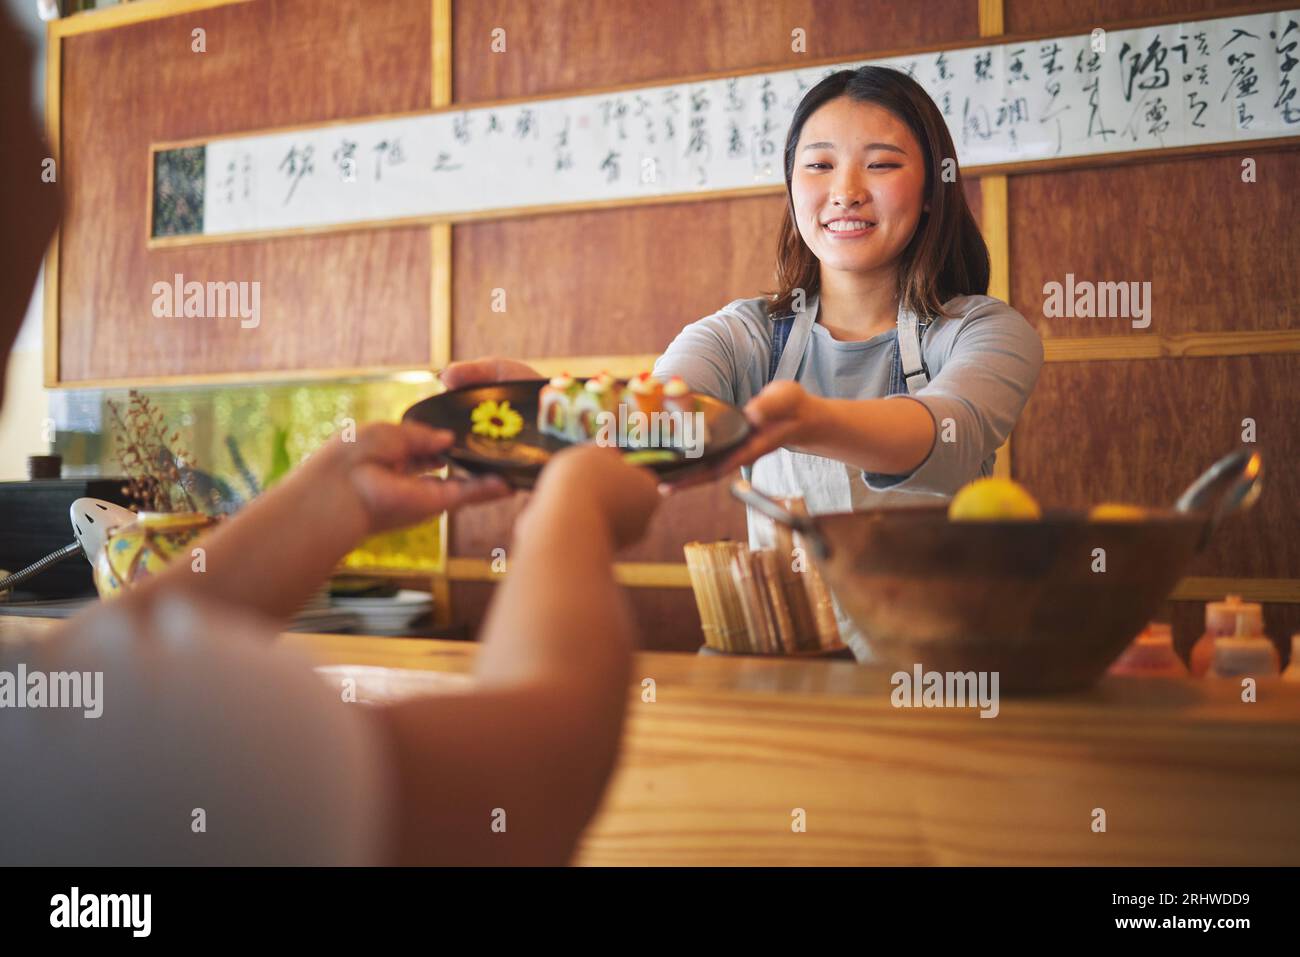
[452,175,985,363]
[453,0,981,103]
[57,0,433,383]
[1013,355,1299,580]
[1009,151,1300,339]
[452,194,788,360]
[1006,0,1254,34]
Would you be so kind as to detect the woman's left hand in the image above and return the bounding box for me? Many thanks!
[661,381,820,494]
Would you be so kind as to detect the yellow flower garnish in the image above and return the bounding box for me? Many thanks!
[471,399,524,440]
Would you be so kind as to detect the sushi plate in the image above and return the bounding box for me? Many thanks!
[402,378,752,489]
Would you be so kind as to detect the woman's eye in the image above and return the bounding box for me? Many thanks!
[804,162,830,170]
[868,163,901,170]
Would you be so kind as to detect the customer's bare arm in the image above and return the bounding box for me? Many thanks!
[373,446,660,865]
[114,424,508,626]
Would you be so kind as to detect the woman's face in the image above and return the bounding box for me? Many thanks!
[790,96,927,281]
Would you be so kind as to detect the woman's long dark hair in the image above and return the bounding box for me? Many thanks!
[767,66,989,320]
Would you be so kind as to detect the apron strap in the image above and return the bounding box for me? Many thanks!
[773,293,817,383]
[743,295,820,482]
[896,308,930,393]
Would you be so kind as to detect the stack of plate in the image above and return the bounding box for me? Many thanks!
[331,589,434,636]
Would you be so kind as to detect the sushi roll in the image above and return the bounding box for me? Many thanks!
[622,372,665,449]
[573,371,620,441]
[661,375,695,417]
[662,374,708,449]
[538,372,583,441]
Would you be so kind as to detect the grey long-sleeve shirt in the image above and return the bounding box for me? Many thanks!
[653,294,1044,499]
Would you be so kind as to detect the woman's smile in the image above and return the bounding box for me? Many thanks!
[821,218,878,239]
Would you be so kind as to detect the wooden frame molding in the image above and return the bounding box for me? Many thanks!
[510,327,1300,386]
[445,555,1300,604]
[978,0,1014,481]
[448,557,693,589]
[1171,578,1300,604]
[431,0,453,622]
[1042,330,1300,362]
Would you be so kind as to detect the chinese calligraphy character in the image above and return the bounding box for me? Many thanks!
[554,115,574,170]
[332,139,358,182]
[453,113,472,145]
[277,144,314,204]
[725,78,744,111]
[514,108,537,140]
[600,149,621,183]
[728,120,745,158]
[220,160,236,204]
[1007,48,1029,84]
[599,98,629,139]
[1272,21,1300,124]
[1118,37,1171,102]
[933,52,952,84]
[432,151,462,172]
[372,138,406,181]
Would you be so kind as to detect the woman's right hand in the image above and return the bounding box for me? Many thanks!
[440,356,542,390]
[528,445,661,550]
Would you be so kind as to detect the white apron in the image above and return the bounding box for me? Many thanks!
[744,294,929,662]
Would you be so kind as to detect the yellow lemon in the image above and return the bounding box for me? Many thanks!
[1089,502,1148,521]
[948,477,1042,521]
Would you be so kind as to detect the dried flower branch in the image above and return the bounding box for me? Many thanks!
[107,390,201,513]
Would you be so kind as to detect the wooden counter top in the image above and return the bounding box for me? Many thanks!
[6,612,1298,865]
[285,632,1300,866]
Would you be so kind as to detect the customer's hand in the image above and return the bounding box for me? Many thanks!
[530,445,661,550]
[306,422,511,536]
[440,356,542,390]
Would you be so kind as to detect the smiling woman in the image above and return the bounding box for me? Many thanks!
[652,66,1044,661]
[773,70,991,334]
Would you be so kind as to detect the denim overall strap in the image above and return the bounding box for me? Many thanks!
[768,294,818,385]
[767,312,796,384]
[887,332,909,396]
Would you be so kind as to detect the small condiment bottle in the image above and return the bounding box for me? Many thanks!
[1109,622,1185,678]
[1282,635,1300,683]
[1207,605,1280,679]
[1189,595,1264,677]
[1210,634,1280,679]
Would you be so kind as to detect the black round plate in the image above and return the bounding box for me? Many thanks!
[402,378,751,489]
